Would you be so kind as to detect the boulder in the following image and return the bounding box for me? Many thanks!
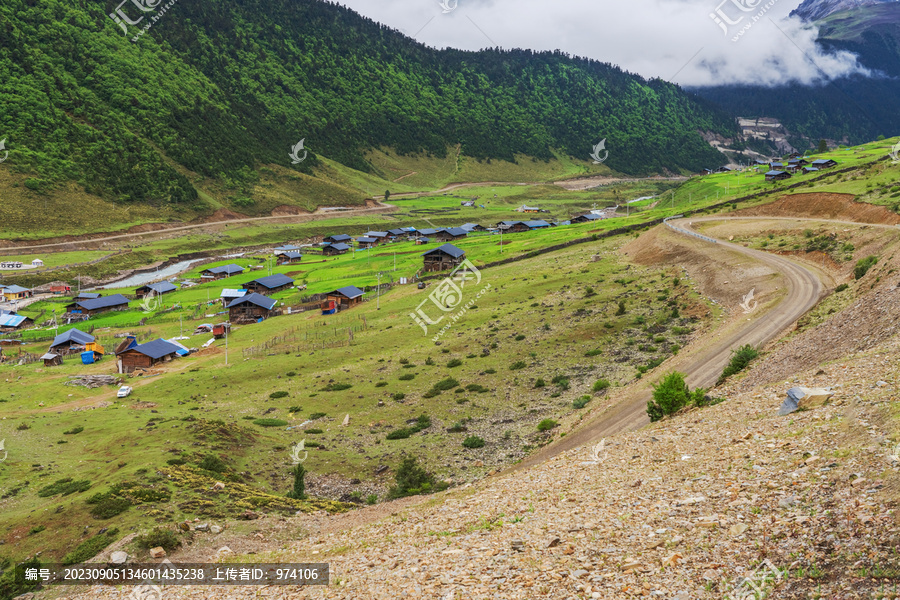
[109,551,128,565]
[149,547,166,559]
[778,387,833,415]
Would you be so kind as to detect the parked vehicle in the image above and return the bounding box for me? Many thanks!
[117,386,133,398]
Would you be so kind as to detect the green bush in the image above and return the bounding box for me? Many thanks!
[375,381,388,387]
[462,436,486,448]
[391,392,406,401]
[447,359,463,368]
[135,527,180,551]
[854,255,878,279]
[398,373,415,381]
[88,497,131,519]
[321,382,352,391]
[509,361,527,370]
[515,334,526,341]
[166,458,186,466]
[63,426,84,435]
[584,349,602,357]
[386,428,412,440]
[537,419,558,432]
[646,372,708,422]
[197,454,228,473]
[387,457,447,499]
[465,383,489,393]
[286,465,306,500]
[269,391,289,399]
[573,395,591,409]
[717,345,759,385]
[286,371,297,377]
[288,406,302,413]
[593,379,611,392]
[305,428,323,434]
[534,378,546,388]
[308,412,327,420]
[835,283,849,292]
[447,421,467,433]
[253,418,288,427]
[62,529,120,565]
[366,494,378,505]
[615,301,626,316]
[37,478,92,498]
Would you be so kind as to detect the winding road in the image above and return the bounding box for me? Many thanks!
[512,216,829,472]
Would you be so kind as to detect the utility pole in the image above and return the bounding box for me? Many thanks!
[225,324,229,366]
[393,251,396,272]
[376,272,382,310]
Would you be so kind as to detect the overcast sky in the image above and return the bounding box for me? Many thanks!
[336,0,869,87]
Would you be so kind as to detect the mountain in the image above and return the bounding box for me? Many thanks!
[693,3,900,150]
[790,0,897,21]
[0,0,734,216]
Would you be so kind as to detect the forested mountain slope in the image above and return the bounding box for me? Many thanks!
[0,0,734,215]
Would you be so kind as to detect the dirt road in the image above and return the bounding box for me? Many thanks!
[512,216,828,471]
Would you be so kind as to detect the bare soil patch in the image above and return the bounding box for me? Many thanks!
[736,192,900,224]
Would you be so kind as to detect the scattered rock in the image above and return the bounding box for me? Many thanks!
[729,523,749,536]
[778,496,797,508]
[109,551,128,565]
[621,559,642,571]
[238,510,260,520]
[195,523,209,532]
[511,540,525,552]
[210,525,223,534]
[546,536,561,549]
[212,481,225,490]
[149,547,166,559]
[663,553,684,567]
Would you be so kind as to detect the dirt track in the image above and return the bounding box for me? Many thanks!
[511,215,830,472]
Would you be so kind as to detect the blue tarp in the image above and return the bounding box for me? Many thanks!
[81,351,95,365]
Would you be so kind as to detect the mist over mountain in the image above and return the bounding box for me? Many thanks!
[790,0,898,21]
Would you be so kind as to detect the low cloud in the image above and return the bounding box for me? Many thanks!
[337,0,869,87]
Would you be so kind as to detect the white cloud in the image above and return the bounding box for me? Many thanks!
[336,0,869,87]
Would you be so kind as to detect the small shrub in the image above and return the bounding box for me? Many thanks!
[484,368,496,374]
[646,372,707,422]
[63,426,84,435]
[321,383,352,391]
[447,421,467,433]
[286,464,307,499]
[366,494,378,505]
[432,377,460,392]
[462,436,486,449]
[62,529,120,565]
[38,479,92,498]
[89,497,131,519]
[398,373,415,381]
[425,357,435,365]
[305,428,323,434]
[573,395,591,409]
[515,334,526,341]
[253,418,288,427]
[288,406,302,413]
[854,255,878,279]
[534,378,545,388]
[29,526,45,536]
[269,391,289,399]
[387,457,447,499]
[509,361,526,370]
[286,371,297,377]
[447,358,463,368]
[537,419,558,432]
[309,412,327,420]
[135,527,180,552]
[166,458,186,466]
[375,381,388,387]
[593,379,611,392]
[584,349,602,357]
[16,423,29,431]
[615,301,626,316]
[386,428,412,440]
[391,392,406,401]
[466,383,489,393]
[717,345,760,385]
[197,454,228,473]
[455,398,468,404]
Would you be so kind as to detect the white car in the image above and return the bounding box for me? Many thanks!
[117,386,133,398]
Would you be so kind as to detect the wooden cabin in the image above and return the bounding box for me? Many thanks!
[41,353,62,367]
[323,234,352,244]
[227,293,278,323]
[200,264,245,281]
[322,243,350,256]
[49,328,95,355]
[116,338,182,374]
[245,274,294,295]
[277,251,303,265]
[65,294,130,316]
[422,243,466,273]
[765,170,792,182]
[135,281,176,299]
[435,228,469,242]
[325,286,364,311]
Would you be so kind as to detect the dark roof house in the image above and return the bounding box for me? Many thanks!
[422,243,467,272]
[66,294,130,315]
[323,243,350,255]
[245,274,294,295]
[135,281,177,298]
[323,234,352,243]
